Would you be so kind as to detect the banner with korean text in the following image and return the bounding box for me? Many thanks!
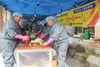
[57,0,100,26]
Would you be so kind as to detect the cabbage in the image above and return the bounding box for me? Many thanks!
[31,38,44,45]
[29,33,36,38]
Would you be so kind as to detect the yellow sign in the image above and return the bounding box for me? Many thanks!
[57,0,100,26]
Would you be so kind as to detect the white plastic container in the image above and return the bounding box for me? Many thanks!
[15,46,52,67]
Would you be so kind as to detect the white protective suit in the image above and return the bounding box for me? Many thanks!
[46,16,69,67]
[1,18,22,67]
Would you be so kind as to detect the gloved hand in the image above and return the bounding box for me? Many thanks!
[15,35,30,41]
[43,42,49,46]
[33,29,37,32]
[39,34,46,39]
[43,37,54,47]
[36,31,41,36]
[15,34,23,39]
[22,36,30,41]
[23,32,27,35]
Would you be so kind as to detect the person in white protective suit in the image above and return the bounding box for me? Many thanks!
[33,21,40,32]
[19,18,26,35]
[42,16,69,67]
[35,21,44,36]
[38,19,47,38]
[1,12,30,67]
[39,19,55,48]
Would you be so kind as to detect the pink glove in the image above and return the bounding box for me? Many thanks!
[36,31,41,36]
[37,31,41,34]
[22,36,30,41]
[15,35,23,39]
[39,34,46,39]
[33,29,37,32]
[23,32,27,35]
[43,42,49,46]
[15,35,30,41]
[43,37,54,47]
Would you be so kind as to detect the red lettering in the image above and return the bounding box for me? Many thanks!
[66,15,82,22]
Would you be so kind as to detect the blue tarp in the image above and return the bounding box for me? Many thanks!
[0,0,96,16]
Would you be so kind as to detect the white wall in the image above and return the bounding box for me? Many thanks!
[0,6,11,32]
[7,10,11,21]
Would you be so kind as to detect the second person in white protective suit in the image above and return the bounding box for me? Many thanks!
[39,19,55,48]
[42,16,69,67]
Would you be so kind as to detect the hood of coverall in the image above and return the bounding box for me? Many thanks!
[46,16,57,26]
[40,19,46,24]
[12,12,23,23]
